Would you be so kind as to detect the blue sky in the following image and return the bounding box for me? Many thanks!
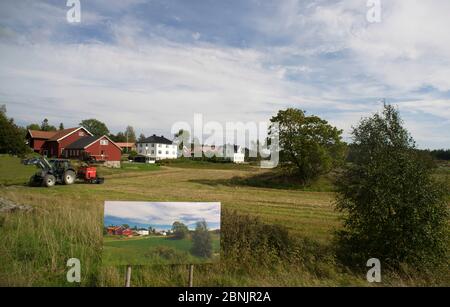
[104,202,221,231]
[0,0,449,148]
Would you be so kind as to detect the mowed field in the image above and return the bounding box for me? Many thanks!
[0,155,448,286]
[103,234,220,265]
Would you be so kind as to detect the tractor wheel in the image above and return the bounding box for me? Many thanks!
[29,175,39,187]
[63,170,76,185]
[43,174,56,187]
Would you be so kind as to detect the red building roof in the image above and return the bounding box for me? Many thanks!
[48,127,89,141]
[27,130,58,139]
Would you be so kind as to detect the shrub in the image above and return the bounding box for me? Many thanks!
[191,220,213,258]
[335,104,449,269]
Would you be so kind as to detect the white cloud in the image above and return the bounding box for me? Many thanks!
[104,202,220,228]
[0,0,450,148]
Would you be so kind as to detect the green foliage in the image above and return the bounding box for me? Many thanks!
[138,133,146,142]
[111,126,136,144]
[58,123,64,131]
[26,123,41,131]
[79,119,110,136]
[335,104,449,269]
[191,220,213,258]
[0,110,31,156]
[40,118,57,131]
[222,210,292,266]
[270,108,346,183]
[172,221,189,239]
[111,132,126,142]
[174,129,190,151]
[127,150,138,160]
[124,126,136,143]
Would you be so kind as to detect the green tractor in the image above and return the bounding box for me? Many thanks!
[24,158,77,187]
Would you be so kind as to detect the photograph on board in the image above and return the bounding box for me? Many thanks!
[103,201,221,265]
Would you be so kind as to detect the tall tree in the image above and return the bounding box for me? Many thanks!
[40,118,57,131]
[0,108,30,156]
[124,126,136,143]
[335,104,449,268]
[79,119,110,136]
[138,133,146,142]
[111,132,126,142]
[174,129,190,151]
[191,220,213,258]
[270,108,346,183]
[59,123,65,130]
[171,221,189,239]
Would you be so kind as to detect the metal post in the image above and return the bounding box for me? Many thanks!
[125,265,132,287]
[188,264,194,287]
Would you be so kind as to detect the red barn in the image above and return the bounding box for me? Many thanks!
[63,135,122,165]
[26,130,57,153]
[27,127,92,157]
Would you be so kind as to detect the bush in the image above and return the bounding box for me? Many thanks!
[335,104,449,269]
[191,220,213,258]
[222,210,292,266]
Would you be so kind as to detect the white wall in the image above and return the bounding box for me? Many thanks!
[137,143,178,160]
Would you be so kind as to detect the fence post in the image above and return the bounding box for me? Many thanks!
[125,265,132,287]
[188,264,194,287]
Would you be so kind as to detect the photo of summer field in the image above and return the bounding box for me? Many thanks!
[103,202,220,265]
[1,0,450,291]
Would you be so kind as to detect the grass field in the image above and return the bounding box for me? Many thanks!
[0,154,449,286]
[103,234,220,265]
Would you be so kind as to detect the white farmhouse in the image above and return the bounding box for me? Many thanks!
[222,144,245,164]
[136,230,149,236]
[136,135,178,160]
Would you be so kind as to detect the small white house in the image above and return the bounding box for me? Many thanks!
[136,135,178,160]
[136,230,149,236]
[222,144,245,163]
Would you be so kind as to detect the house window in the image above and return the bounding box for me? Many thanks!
[100,139,108,146]
[166,151,169,154]
[79,131,85,137]
[158,150,162,154]
[151,150,155,154]
[151,144,155,148]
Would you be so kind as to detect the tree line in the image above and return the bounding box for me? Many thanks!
[0,106,146,155]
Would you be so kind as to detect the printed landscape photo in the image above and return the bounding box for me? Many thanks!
[103,202,220,265]
[0,0,449,293]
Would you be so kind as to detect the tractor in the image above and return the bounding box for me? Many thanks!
[23,157,104,187]
[25,158,77,187]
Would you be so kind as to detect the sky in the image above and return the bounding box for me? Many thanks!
[104,201,221,231]
[0,0,449,149]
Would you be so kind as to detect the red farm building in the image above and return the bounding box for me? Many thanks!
[26,127,92,157]
[62,135,122,166]
[107,226,134,237]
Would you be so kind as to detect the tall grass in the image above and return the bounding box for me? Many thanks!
[0,155,449,286]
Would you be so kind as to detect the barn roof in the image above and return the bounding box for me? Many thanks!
[136,134,173,145]
[65,136,99,149]
[65,135,123,151]
[48,127,93,141]
[27,130,58,139]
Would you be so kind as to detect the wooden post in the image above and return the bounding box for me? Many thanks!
[125,265,132,287]
[188,264,194,287]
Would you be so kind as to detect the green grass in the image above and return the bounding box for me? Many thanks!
[0,155,36,186]
[103,234,220,265]
[158,158,255,171]
[0,154,448,287]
